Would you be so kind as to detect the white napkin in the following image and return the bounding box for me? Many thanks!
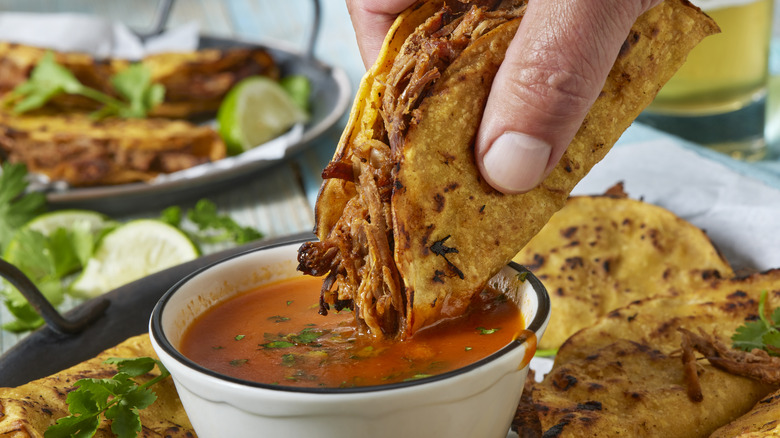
[0,12,198,60]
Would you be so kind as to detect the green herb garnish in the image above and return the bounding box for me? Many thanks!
[476,327,499,335]
[229,359,249,367]
[3,52,164,119]
[268,315,291,323]
[234,334,246,341]
[0,162,46,252]
[44,357,169,438]
[261,340,296,349]
[160,199,264,245]
[188,199,263,244]
[732,290,780,355]
[403,374,433,382]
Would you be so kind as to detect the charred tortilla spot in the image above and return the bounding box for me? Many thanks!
[552,373,578,391]
[587,382,605,391]
[430,235,464,279]
[728,290,748,299]
[542,420,569,438]
[479,204,485,213]
[618,31,641,58]
[421,224,435,253]
[564,257,584,270]
[433,193,445,212]
[561,226,577,239]
[438,151,456,165]
[527,253,545,271]
[576,401,602,411]
[701,269,721,280]
[433,270,446,283]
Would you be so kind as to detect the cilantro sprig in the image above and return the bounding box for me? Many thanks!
[45,357,170,438]
[0,162,46,252]
[732,290,780,356]
[160,199,263,245]
[3,52,164,119]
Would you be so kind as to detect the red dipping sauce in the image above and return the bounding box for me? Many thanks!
[179,275,526,388]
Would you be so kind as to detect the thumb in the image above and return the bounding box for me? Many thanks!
[475,0,662,194]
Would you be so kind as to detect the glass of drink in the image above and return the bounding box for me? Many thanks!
[638,0,773,161]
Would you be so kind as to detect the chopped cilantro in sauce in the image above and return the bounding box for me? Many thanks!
[180,276,524,388]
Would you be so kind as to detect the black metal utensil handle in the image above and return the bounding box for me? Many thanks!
[0,258,109,334]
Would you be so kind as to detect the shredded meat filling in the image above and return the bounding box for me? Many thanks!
[297,1,527,338]
[678,327,780,399]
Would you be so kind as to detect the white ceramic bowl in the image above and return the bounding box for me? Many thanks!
[149,239,550,438]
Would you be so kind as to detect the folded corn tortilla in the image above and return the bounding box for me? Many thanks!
[298,0,719,338]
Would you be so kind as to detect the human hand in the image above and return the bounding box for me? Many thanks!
[346,0,662,193]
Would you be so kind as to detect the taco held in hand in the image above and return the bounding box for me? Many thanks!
[298,0,718,338]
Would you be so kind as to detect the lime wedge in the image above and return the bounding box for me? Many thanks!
[25,210,111,235]
[217,76,309,155]
[70,219,199,298]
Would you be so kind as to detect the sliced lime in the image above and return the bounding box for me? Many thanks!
[70,219,199,298]
[280,74,311,111]
[217,76,309,155]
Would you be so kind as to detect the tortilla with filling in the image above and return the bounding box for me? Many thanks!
[513,184,733,350]
[0,109,225,186]
[0,41,279,119]
[0,334,194,437]
[524,270,780,437]
[297,0,718,338]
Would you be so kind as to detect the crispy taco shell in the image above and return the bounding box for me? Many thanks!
[299,0,719,338]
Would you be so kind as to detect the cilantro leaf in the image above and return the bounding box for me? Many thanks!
[45,413,101,438]
[732,290,780,356]
[158,205,182,227]
[4,52,164,120]
[187,199,263,244]
[732,320,769,351]
[0,162,46,252]
[5,52,85,114]
[45,357,170,438]
[111,64,165,119]
[105,356,163,378]
[763,330,780,353]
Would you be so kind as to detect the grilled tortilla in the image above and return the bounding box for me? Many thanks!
[0,109,225,186]
[710,388,780,437]
[0,334,194,437]
[0,41,279,118]
[513,184,733,350]
[297,0,718,338]
[525,270,780,437]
